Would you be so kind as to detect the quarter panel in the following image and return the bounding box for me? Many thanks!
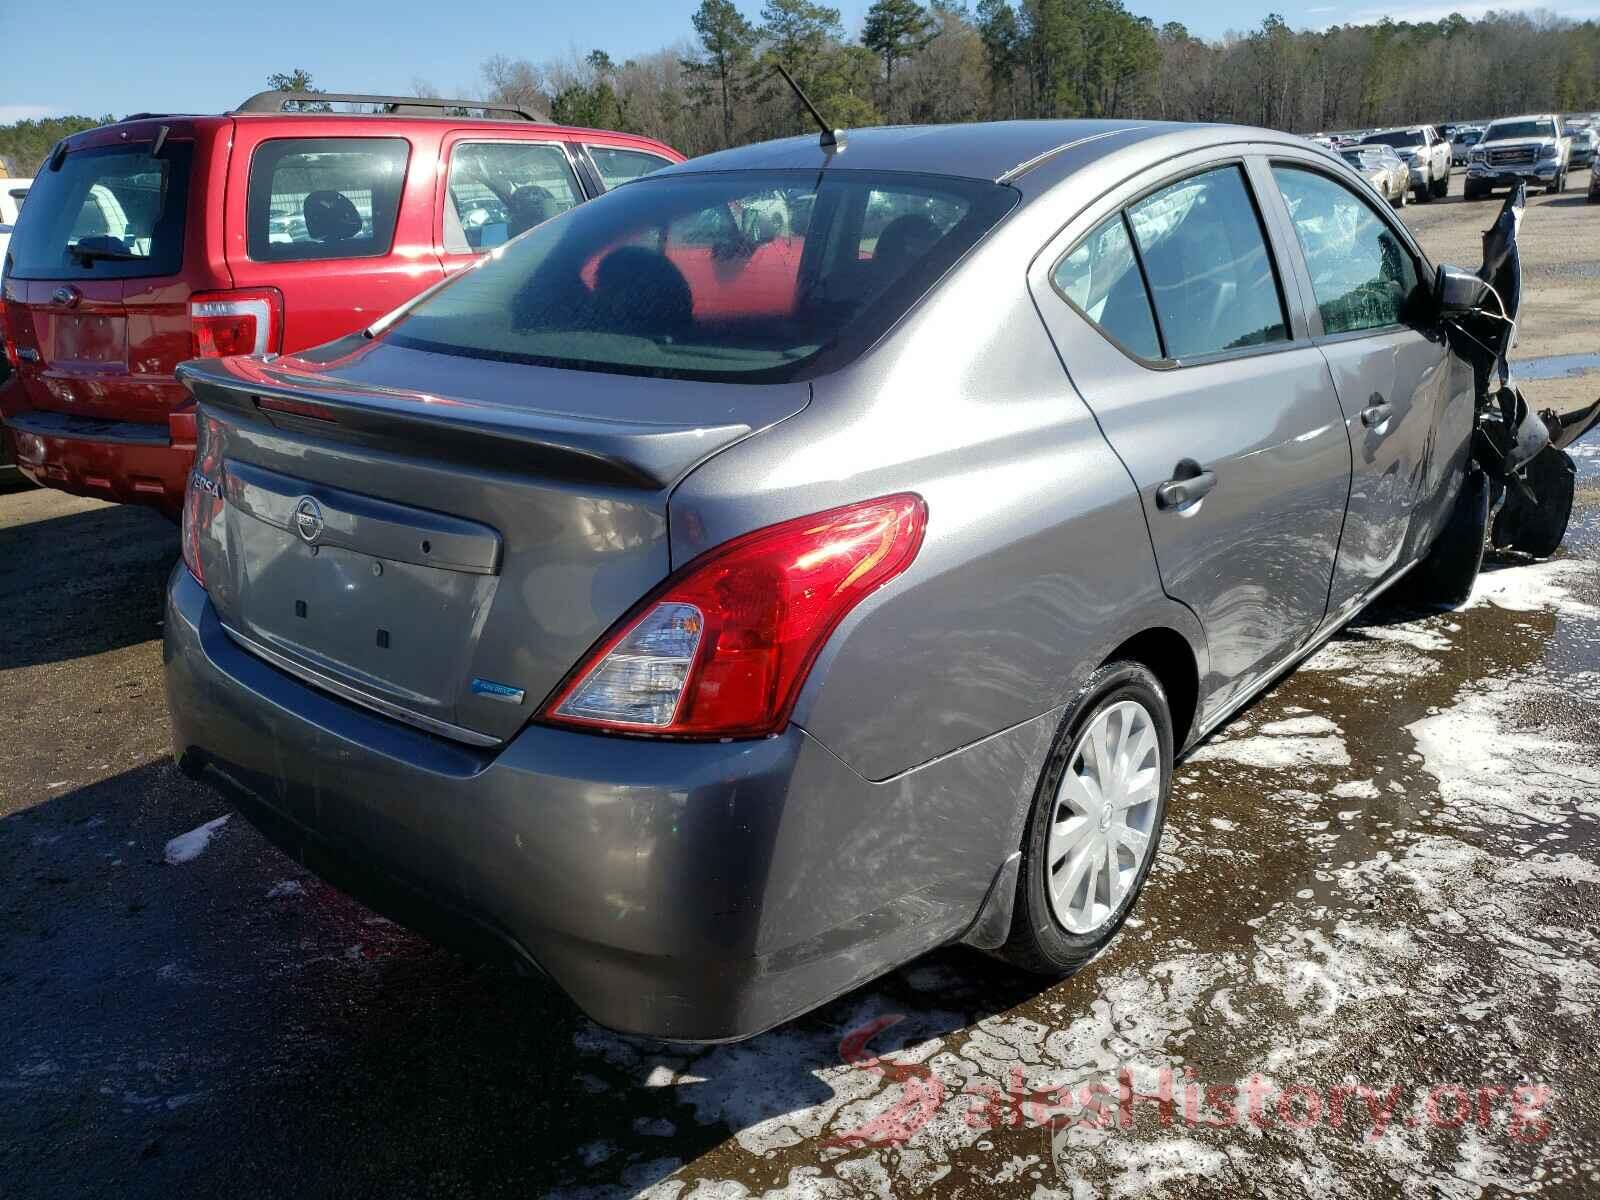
[668,219,1197,781]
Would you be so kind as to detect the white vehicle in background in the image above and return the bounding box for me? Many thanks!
[0,177,33,267]
[1360,126,1451,202]
[1465,114,1571,198]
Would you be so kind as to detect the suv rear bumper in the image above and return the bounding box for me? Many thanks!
[0,403,194,516]
[163,565,1035,1041]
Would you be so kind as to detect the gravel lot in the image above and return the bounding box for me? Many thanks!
[3,176,1599,1199]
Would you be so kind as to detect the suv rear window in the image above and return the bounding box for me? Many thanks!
[444,142,582,253]
[388,169,1017,383]
[247,137,409,262]
[4,142,191,280]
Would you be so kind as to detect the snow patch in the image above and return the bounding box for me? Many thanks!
[163,815,230,865]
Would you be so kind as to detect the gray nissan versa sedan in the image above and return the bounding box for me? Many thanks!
[164,120,1589,1041]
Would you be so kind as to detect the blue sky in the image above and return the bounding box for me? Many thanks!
[0,0,1589,123]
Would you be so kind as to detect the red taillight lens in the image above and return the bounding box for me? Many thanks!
[541,494,927,738]
[189,289,283,359]
[0,305,19,370]
[181,417,225,588]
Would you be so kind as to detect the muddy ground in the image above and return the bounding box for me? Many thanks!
[2,177,1598,1199]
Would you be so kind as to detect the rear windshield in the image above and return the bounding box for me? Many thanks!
[4,142,191,280]
[387,169,1018,383]
[1485,120,1557,141]
[1362,131,1424,148]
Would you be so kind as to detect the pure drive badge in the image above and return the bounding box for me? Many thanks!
[471,678,526,704]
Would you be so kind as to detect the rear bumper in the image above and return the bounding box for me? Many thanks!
[0,402,194,516]
[163,565,1038,1041]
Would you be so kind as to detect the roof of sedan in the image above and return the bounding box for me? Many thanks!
[648,120,1246,185]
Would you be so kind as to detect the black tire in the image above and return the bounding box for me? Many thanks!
[1463,179,1482,201]
[1432,171,1449,198]
[999,662,1173,976]
[1404,467,1490,608]
[1491,448,1576,558]
[1549,170,1565,195]
[1414,180,1432,204]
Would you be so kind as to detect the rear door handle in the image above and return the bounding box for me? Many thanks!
[1360,402,1393,428]
[1155,460,1217,510]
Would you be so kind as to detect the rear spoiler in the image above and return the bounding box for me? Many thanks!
[176,357,755,490]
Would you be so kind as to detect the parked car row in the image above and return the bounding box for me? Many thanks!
[0,92,681,515]
[5,107,1597,1042]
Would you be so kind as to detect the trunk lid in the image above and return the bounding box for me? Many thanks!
[2,126,204,424]
[180,342,808,744]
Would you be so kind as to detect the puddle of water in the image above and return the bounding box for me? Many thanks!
[1511,352,1600,381]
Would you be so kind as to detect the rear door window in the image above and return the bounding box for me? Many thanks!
[4,143,191,280]
[247,137,409,262]
[586,145,673,189]
[1050,213,1162,360]
[444,142,582,253]
[1125,166,1289,358]
[1271,166,1420,335]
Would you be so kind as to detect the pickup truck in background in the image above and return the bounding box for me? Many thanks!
[1465,113,1572,198]
[1360,125,1452,201]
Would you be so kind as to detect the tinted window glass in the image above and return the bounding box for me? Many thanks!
[389,170,1017,383]
[1484,119,1557,141]
[587,146,672,189]
[445,142,581,253]
[247,138,408,262]
[1362,130,1424,149]
[1051,213,1161,359]
[1272,166,1420,335]
[1126,166,1288,358]
[5,143,191,280]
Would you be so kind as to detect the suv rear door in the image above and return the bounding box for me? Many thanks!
[2,127,206,429]
[223,121,445,351]
[434,132,589,276]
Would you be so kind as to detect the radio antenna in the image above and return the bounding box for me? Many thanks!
[772,61,846,151]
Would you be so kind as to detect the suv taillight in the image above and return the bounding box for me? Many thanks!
[541,494,927,739]
[0,304,18,370]
[189,288,283,359]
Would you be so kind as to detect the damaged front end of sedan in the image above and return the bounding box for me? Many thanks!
[1440,182,1600,556]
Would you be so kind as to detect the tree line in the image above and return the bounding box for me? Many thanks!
[5,3,1600,177]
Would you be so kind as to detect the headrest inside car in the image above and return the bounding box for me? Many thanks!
[303,190,363,242]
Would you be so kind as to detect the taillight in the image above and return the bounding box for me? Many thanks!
[189,289,283,359]
[0,305,18,370]
[181,416,225,587]
[541,494,927,738]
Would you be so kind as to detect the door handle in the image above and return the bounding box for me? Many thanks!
[1360,402,1393,428]
[1155,460,1217,510]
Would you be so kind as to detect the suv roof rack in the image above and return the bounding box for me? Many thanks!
[232,91,549,123]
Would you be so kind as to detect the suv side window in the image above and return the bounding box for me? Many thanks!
[1124,165,1289,358]
[1271,166,1420,336]
[445,142,583,253]
[247,138,409,263]
[586,145,673,189]
[1050,212,1162,360]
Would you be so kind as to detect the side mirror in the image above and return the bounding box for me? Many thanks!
[1433,263,1496,316]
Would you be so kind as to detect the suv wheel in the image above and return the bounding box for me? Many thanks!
[999,662,1173,976]
[1549,169,1565,194]
[1414,173,1432,203]
[1431,171,1449,198]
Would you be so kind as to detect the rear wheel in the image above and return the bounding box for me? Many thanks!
[1000,662,1173,976]
[1403,466,1489,608]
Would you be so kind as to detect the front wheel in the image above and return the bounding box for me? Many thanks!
[1402,467,1489,608]
[1432,171,1449,198]
[1549,169,1566,194]
[999,662,1173,976]
[1414,177,1432,203]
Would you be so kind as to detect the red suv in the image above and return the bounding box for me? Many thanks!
[0,91,681,516]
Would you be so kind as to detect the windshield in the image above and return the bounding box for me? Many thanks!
[388,169,1019,383]
[1456,131,1482,145]
[1362,130,1423,149]
[1485,120,1557,142]
[4,142,191,280]
[1340,150,1372,168]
